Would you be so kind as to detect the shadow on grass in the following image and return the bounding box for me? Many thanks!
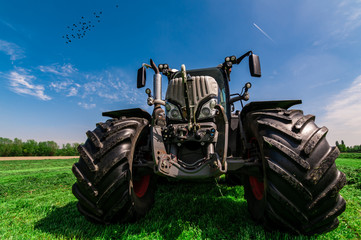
[35,182,301,239]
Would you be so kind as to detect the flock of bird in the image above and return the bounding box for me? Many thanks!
[62,4,119,44]
[62,12,102,44]
[62,11,103,44]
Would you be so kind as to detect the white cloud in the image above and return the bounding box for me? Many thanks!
[303,1,361,47]
[0,39,25,61]
[0,38,140,106]
[7,61,142,107]
[50,80,72,91]
[78,102,96,109]
[332,1,361,39]
[309,79,340,89]
[97,92,118,100]
[83,81,104,94]
[39,63,77,77]
[7,68,51,100]
[254,1,361,48]
[50,79,80,97]
[80,69,142,105]
[67,87,78,97]
[322,75,361,146]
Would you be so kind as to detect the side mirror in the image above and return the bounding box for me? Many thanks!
[137,66,146,88]
[249,54,261,77]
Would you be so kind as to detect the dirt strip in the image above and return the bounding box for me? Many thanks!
[0,156,79,161]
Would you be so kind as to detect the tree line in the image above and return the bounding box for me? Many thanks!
[0,137,81,156]
[1,137,358,156]
[336,140,361,153]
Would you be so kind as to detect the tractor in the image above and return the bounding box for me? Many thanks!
[72,51,346,235]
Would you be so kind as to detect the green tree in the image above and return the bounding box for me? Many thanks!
[10,138,23,156]
[0,137,13,156]
[37,141,58,156]
[0,137,79,156]
[22,139,38,156]
[56,143,80,156]
[71,143,80,155]
[46,141,59,156]
[337,140,347,152]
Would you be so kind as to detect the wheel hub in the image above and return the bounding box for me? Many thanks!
[133,175,151,198]
[249,176,264,200]
[247,137,264,201]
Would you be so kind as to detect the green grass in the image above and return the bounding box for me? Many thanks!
[339,152,361,159]
[0,158,360,239]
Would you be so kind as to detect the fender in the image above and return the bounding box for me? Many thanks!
[102,108,151,121]
[240,100,302,119]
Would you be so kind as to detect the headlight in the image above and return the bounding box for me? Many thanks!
[201,107,211,116]
[170,109,180,118]
[198,98,217,120]
[165,102,182,120]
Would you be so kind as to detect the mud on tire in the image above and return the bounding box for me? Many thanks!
[243,108,346,235]
[72,117,156,224]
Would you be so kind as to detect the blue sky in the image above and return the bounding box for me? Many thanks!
[1,0,360,146]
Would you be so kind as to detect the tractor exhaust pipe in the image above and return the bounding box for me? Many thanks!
[154,73,162,102]
[149,59,164,106]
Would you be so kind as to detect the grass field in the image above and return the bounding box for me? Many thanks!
[0,155,360,239]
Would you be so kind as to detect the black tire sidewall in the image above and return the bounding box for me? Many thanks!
[130,174,156,217]
[242,133,267,223]
[243,174,266,223]
[128,124,156,218]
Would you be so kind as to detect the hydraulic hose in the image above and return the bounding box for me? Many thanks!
[181,64,192,129]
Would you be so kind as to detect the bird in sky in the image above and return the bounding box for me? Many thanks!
[62,10,105,44]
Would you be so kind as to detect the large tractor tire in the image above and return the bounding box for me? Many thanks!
[72,117,156,224]
[243,108,346,235]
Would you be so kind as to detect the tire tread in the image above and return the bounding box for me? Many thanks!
[72,117,154,223]
[244,108,346,235]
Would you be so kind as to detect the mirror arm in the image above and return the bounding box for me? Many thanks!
[229,95,242,104]
[142,63,152,68]
[150,59,159,74]
[236,51,252,64]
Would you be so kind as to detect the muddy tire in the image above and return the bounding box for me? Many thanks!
[243,108,346,235]
[72,117,156,224]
